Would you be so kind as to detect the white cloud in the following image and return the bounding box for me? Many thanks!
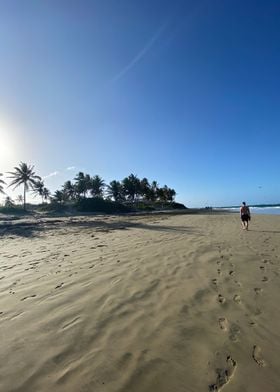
[66,166,76,171]
[43,171,59,179]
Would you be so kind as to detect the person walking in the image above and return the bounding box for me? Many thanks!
[240,201,251,230]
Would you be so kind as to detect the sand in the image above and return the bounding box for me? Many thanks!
[0,212,280,392]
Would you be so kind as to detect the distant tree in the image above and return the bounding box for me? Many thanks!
[140,177,151,200]
[16,195,23,205]
[122,174,141,201]
[156,187,167,202]
[0,173,6,195]
[166,188,176,202]
[52,190,64,204]
[32,180,45,203]
[90,175,105,198]
[8,162,41,210]
[74,172,91,198]
[4,196,15,208]
[156,185,176,202]
[107,180,124,202]
[42,187,51,203]
[150,180,159,202]
[63,180,76,200]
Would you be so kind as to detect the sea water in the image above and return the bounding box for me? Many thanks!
[217,207,280,215]
[250,207,280,215]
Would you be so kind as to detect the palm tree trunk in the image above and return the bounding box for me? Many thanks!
[23,183,26,210]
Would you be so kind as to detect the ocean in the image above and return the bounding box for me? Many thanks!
[217,206,280,215]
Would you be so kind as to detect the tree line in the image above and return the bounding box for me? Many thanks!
[0,162,176,210]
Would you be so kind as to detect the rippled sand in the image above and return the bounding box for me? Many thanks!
[0,213,280,392]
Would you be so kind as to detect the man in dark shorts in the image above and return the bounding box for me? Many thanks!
[240,201,251,230]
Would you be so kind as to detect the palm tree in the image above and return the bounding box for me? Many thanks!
[156,187,166,202]
[16,195,23,205]
[8,162,41,210]
[74,172,91,198]
[140,177,151,200]
[52,190,64,204]
[166,187,176,202]
[32,180,45,203]
[122,174,141,201]
[42,187,50,203]
[90,175,105,198]
[150,180,159,202]
[63,180,76,200]
[107,180,124,202]
[157,185,175,202]
[0,173,6,195]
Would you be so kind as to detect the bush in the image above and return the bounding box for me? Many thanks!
[124,201,155,211]
[152,201,187,210]
[0,206,28,215]
[37,203,69,213]
[76,198,132,213]
[169,202,187,209]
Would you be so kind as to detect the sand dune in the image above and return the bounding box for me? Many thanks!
[0,213,280,392]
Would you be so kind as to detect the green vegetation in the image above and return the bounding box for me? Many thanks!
[1,163,185,214]
[76,198,132,213]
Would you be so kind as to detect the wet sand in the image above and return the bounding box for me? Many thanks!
[0,213,280,392]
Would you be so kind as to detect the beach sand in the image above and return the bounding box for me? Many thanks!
[0,212,280,392]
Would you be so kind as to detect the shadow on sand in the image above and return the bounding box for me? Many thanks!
[248,229,280,234]
[0,216,200,239]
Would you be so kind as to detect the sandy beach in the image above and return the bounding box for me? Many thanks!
[0,212,280,392]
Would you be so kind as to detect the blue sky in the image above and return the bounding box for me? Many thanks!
[0,0,280,207]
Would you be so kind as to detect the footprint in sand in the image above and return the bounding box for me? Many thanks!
[254,288,262,295]
[263,259,274,265]
[229,323,240,342]
[233,295,241,304]
[229,270,235,276]
[249,320,257,327]
[218,294,226,304]
[209,356,237,391]
[212,279,218,286]
[217,269,221,275]
[55,283,64,289]
[218,317,228,331]
[21,294,36,301]
[259,266,265,271]
[254,307,262,316]
[252,345,266,367]
[262,276,269,282]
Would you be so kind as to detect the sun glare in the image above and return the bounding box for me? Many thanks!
[0,121,18,169]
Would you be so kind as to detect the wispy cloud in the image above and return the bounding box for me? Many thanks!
[66,166,76,171]
[111,23,168,83]
[43,171,59,180]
